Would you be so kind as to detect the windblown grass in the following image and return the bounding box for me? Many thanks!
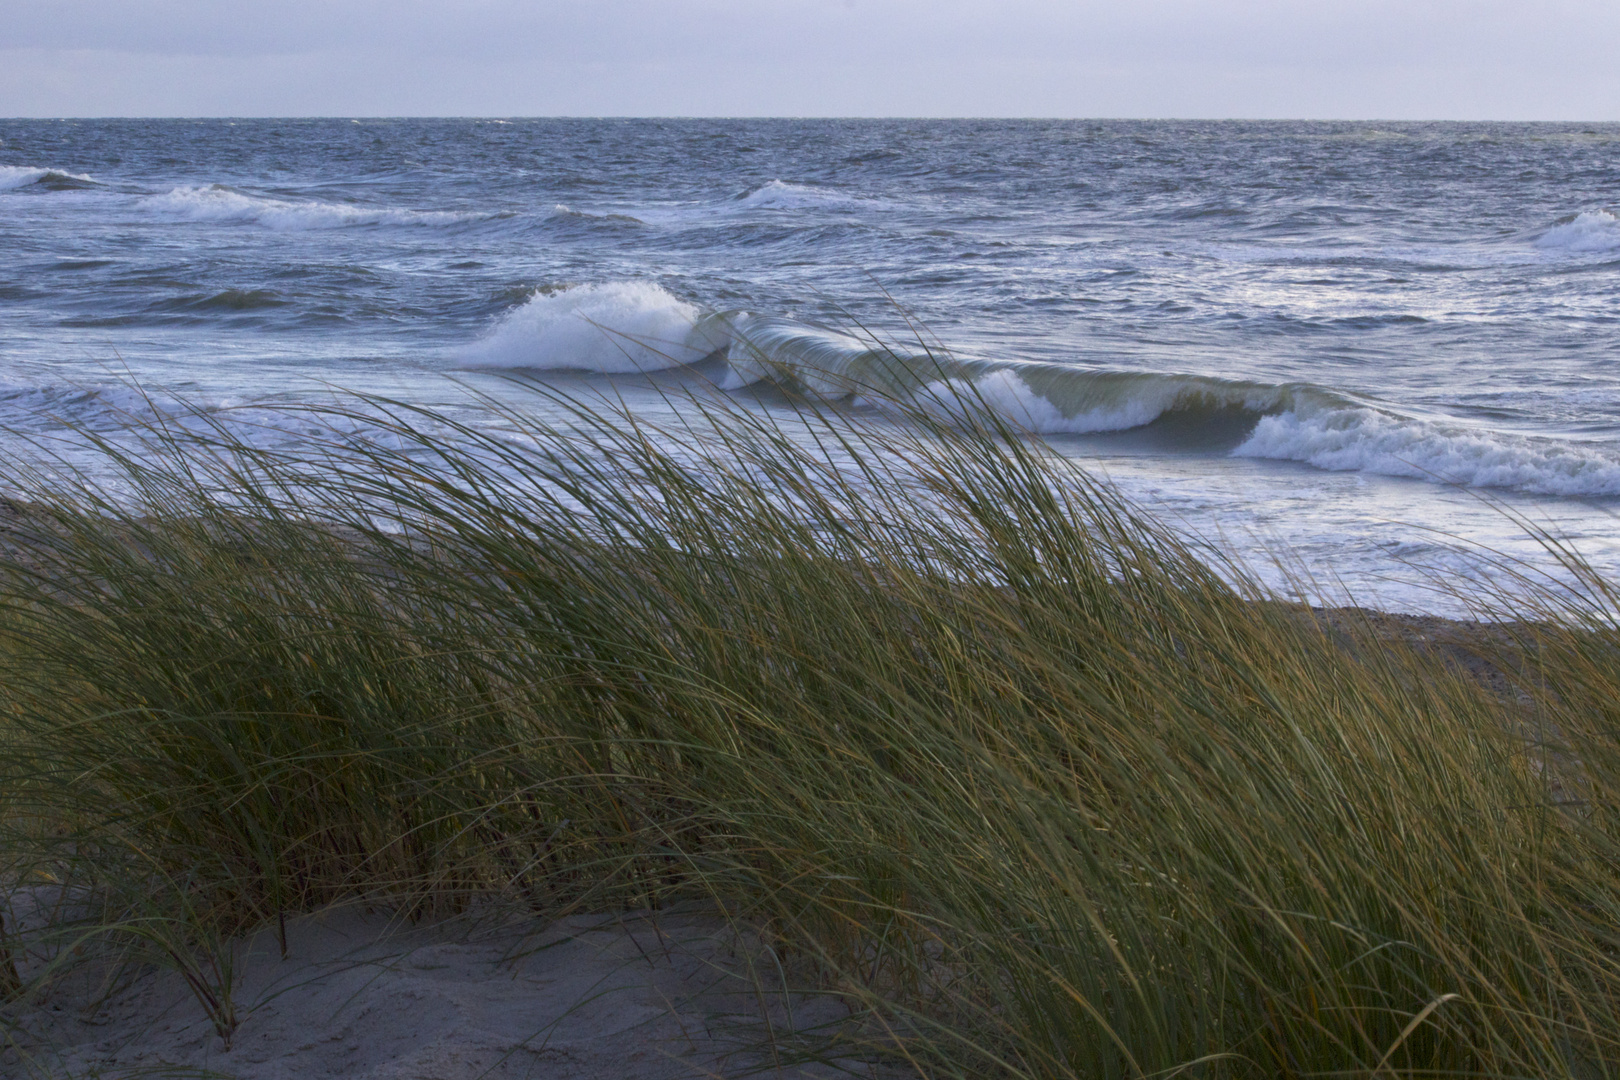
[1,379,1618,1077]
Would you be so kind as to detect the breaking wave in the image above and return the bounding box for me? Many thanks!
[140,185,482,229]
[1235,408,1620,496]
[458,282,729,373]
[462,285,1620,498]
[714,312,1333,430]
[1535,210,1620,253]
[547,204,645,226]
[0,165,97,191]
[734,180,866,211]
[720,315,1620,496]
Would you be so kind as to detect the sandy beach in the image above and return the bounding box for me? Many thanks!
[4,904,860,1079]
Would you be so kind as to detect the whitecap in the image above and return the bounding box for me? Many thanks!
[1535,210,1620,253]
[139,184,479,230]
[459,282,730,373]
[734,180,864,211]
[1234,406,1620,497]
[0,165,97,191]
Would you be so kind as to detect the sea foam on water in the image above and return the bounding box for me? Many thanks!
[1535,209,1620,252]
[140,184,478,229]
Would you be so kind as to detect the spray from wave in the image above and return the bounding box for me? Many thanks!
[458,282,729,373]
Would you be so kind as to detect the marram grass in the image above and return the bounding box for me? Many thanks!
[0,382,1618,1077]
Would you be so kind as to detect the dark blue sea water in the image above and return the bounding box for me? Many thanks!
[3,118,1619,612]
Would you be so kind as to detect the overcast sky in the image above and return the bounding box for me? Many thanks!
[3,0,1617,119]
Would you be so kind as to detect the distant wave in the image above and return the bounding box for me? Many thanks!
[148,288,291,313]
[1535,209,1620,253]
[547,204,645,226]
[607,180,885,229]
[140,184,484,230]
[0,165,98,191]
[462,283,1620,498]
[733,180,867,211]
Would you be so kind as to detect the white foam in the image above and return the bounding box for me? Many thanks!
[0,165,96,190]
[0,166,51,190]
[547,204,644,225]
[735,180,863,211]
[460,282,730,373]
[1535,210,1620,253]
[139,185,476,230]
[1235,406,1620,496]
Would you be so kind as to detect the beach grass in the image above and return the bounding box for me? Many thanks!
[1,380,1619,1077]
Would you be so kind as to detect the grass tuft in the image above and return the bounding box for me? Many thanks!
[0,375,1618,1077]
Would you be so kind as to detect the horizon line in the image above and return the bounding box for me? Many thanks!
[6,115,1620,124]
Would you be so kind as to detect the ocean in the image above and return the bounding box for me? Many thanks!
[2,117,1618,614]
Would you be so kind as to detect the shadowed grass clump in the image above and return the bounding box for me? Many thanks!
[0,382,1618,1077]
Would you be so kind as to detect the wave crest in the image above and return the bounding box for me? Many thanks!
[461,292,1620,498]
[718,312,1620,497]
[717,312,1323,430]
[0,165,97,191]
[1236,407,1620,497]
[735,180,864,211]
[459,282,728,373]
[1536,210,1620,253]
[140,185,480,230]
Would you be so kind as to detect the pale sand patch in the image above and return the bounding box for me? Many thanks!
[3,907,870,1079]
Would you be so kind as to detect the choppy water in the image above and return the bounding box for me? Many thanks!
[3,118,1619,613]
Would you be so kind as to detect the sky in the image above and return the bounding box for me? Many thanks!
[3,0,1618,120]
